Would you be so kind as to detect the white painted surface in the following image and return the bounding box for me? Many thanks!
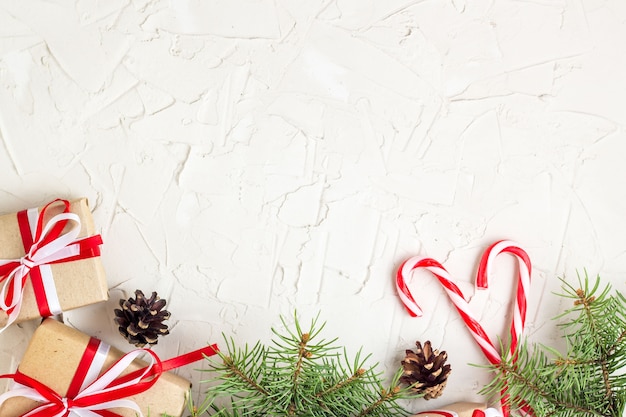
[0,0,625,413]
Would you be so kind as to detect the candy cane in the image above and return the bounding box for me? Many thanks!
[476,240,533,417]
[476,240,531,358]
[396,257,500,365]
[395,241,533,417]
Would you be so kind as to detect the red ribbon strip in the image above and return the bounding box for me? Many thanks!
[415,411,457,417]
[66,337,102,399]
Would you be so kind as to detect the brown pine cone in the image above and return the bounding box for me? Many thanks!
[114,290,171,347]
[400,340,451,400]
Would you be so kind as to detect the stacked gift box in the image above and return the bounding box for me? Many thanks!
[0,198,217,417]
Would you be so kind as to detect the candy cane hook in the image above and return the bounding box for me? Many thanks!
[476,240,531,357]
[396,257,500,364]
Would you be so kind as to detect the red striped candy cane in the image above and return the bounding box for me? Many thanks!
[395,241,532,417]
[476,240,533,417]
[396,257,500,364]
[476,240,531,358]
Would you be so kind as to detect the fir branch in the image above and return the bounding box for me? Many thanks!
[222,355,270,397]
[575,286,613,403]
[481,273,626,417]
[289,331,310,410]
[494,356,603,417]
[606,328,626,359]
[199,312,422,417]
[356,386,402,417]
[316,368,367,399]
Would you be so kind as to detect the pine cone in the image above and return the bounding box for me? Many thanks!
[114,290,171,347]
[400,340,451,400]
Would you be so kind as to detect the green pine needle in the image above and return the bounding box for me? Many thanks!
[481,273,626,417]
[195,312,424,417]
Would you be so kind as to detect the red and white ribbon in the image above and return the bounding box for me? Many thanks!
[395,240,532,417]
[0,200,102,332]
[0,334,219,417]
[476,409,504,417]
[0,347,159,417]
[415,411,458,417]
[415,408,503,417]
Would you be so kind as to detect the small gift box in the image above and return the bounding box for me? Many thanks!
[0,318,218,417]
[413,402,499,417]
[0,198,108,330]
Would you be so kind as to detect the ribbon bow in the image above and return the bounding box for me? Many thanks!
[0,349,161,417]
[0,199,102,331]
[0,337,219,417]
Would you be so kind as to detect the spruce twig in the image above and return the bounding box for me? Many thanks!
[481,273,626,417]
[199,312,424,416]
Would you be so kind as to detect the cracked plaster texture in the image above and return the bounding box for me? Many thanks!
[0,0,625,413]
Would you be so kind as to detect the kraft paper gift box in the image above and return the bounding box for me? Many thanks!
[0,198,108,327]
[0,319,204,417]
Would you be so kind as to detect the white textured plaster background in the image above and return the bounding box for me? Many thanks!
[1,0,626,413]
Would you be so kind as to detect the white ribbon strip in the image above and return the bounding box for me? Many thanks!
[483,408,504,417]
[26,209,39,240]
[26,208,63,316]
[79,343,110,394]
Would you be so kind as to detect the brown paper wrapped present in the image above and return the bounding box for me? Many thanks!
[0,198,108,328]
[413,402,489,417]
[0,318,218,417]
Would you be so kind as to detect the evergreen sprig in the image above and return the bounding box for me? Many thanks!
[196,313,423,417]
[481,273,626,417]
